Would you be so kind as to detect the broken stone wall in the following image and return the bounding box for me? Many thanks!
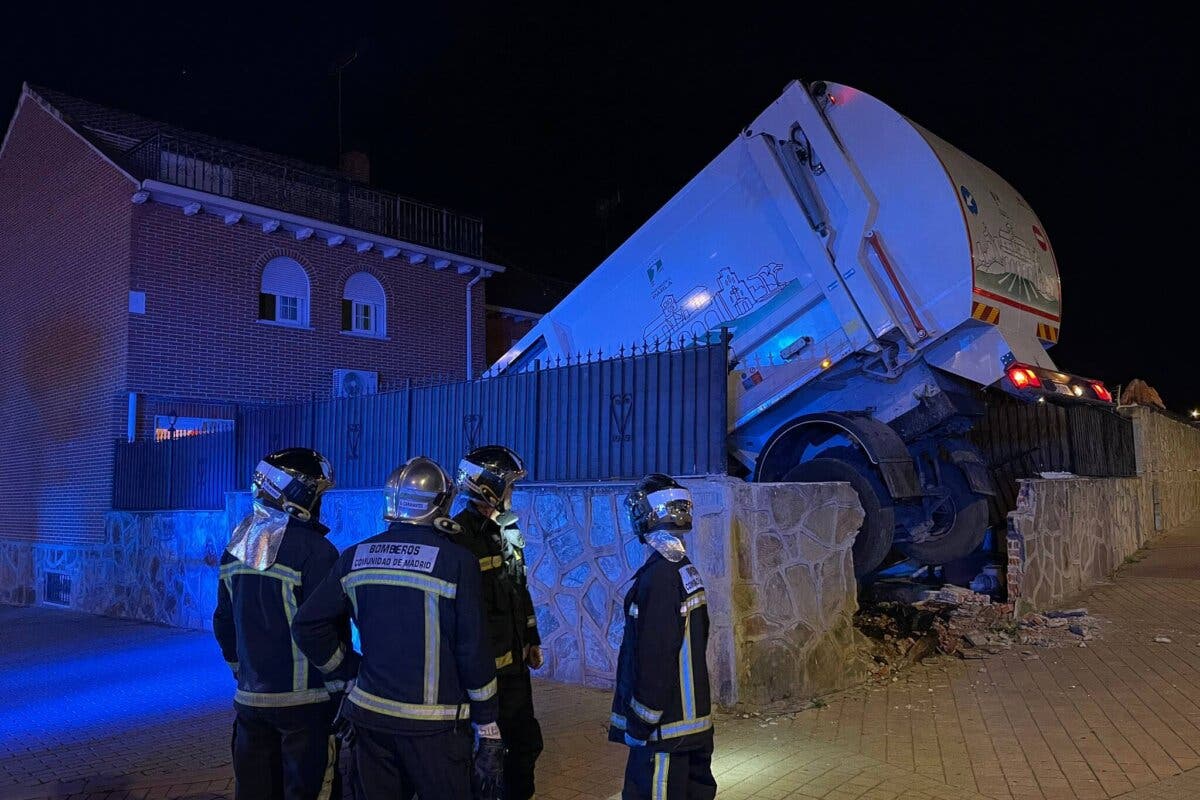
[1007,409,1200,611]
[721,480,867,706]
[1006,477,1143,611]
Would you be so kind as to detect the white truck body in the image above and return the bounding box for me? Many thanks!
[492,81,1087,572]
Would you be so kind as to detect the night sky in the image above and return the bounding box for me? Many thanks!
[2,5,1193,409]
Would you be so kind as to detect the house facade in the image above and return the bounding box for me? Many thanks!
[0,84,502,545]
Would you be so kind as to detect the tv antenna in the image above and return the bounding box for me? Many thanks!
[333,50,359,154]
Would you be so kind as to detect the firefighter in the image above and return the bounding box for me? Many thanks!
[213,447,354,800]
[292,456,504,800]
[609,474,716,800]
[452,445,544,800]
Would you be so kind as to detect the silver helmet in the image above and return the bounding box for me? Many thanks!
[251,448,335,522]
[625,473,693,540]
[456,445,526,513]
[384,456,454,524]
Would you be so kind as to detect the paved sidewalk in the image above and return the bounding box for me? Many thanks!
[2,525,1198,800]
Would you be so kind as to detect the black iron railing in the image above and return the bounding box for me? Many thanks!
[112,336,731,510]
[124,132,483,258]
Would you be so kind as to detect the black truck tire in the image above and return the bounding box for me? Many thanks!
[783,456,895,577]
[894,461,989,565]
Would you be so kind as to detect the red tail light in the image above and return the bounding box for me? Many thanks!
[1091,382,1113,403]
[1007,366,1042,390]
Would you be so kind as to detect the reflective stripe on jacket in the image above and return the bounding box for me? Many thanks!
[452,506,541,675]
[212,518,348,708]
[291,520,498,733]
[608,552,713,751]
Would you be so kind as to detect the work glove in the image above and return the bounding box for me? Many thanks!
[331,680,356,746]
[526,644,544,670]
[472,722,506,800]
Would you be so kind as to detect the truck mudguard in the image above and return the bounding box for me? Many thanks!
[944,438,997,497]
[753,412,922,499]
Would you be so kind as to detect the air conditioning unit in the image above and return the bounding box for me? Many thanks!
[333,369,379,398]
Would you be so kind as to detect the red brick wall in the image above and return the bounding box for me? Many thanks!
[486,312,537,366]
[0,96,134,544]
[128,202,488,433]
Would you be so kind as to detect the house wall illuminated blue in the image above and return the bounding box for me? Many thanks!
[0,83,501,547]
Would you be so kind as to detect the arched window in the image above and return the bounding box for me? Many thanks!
[342,272,386,337]
[259,257,310,327]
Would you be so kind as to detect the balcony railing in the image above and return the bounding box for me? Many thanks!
[124,132,483,258]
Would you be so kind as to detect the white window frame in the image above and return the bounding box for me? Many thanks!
[343,272,387,339]
[260,257,311,329]
[351,301,377,334]
[278,295,302,324]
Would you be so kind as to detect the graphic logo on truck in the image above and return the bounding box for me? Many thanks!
[926,137,1061,320]
[642,263,786,343]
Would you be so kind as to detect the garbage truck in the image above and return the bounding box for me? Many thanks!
[490,80,1113,576]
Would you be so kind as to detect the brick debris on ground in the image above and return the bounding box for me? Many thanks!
[3,526,1200,800]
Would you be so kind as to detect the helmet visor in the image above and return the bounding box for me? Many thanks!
[645,487,693,531]
[387,486,445,522]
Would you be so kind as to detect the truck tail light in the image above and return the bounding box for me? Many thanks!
[1091,382,1113,403]
[1007,366,1041,390]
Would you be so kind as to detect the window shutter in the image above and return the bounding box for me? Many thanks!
[259,293,276,321]
[343,272,386,336]
[261,257,310,297]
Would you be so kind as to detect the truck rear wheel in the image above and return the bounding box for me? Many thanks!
[783,454,895,577]
[894,462,988,565]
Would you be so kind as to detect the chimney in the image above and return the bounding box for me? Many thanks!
[339,150,371,184]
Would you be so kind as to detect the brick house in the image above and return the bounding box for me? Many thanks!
[484,267,575,364]
[0,83,503,545]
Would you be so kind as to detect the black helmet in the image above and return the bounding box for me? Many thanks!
[385,456,454,524]
[455,445,526,513]
[251,448,335,522]
[625,473,692,539]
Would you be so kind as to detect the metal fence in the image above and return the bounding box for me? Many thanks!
[124,132,484,258]
[113,337,729,509]
[113,432,236,510]
[970,393,1137,519]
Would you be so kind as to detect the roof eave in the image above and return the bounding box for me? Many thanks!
[138,179,505,275]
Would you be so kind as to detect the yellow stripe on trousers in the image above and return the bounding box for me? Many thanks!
[316,735,336,800]
[653,752,670,799]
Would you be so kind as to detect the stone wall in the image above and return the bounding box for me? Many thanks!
[1007,408,1200,612]
[0,511,227,628]
[517,477,865,707]
[722,481,867,705]
[1005,478,1144,611]
[1126,407,1200,534]
[0,478,865,708]
[0,490,388,628]
[0,539,35,605]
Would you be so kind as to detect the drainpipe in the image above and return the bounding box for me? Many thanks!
[465,268,490,379]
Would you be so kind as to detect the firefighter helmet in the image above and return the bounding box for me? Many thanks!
[251,448,335,522]
[625,473,693,539]
[384,456,455,524]
[455,445,527,513]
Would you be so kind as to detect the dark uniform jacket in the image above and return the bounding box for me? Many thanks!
[453,506,541,675]
[608,551,712,751]
[291,519,499,733]
[213,517,353,708]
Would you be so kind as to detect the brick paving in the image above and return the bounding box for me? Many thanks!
[2,524,1198,800]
